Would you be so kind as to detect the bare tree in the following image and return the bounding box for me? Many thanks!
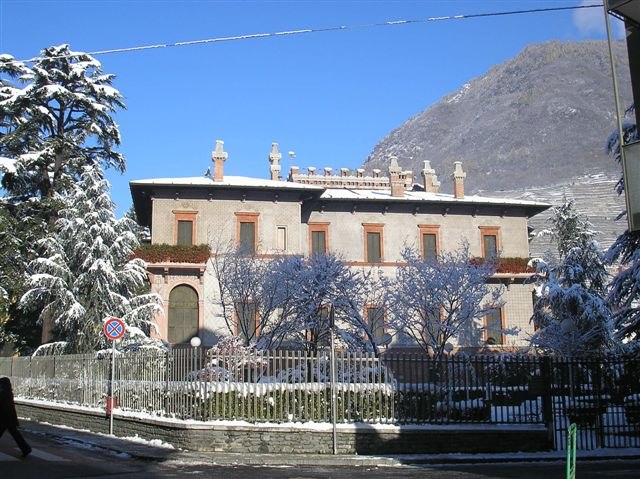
[385,243,504,360]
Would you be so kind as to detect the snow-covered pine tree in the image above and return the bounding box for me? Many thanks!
[20,164,162,353]
[0,45,125,205]
[0,45,127,345]
[385,243,503,360]
[606,110,640,348]
[530,198,615,356]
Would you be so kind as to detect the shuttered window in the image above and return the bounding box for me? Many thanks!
[367,232,382,263]
[311,230,326,255]
[480,226,500,259]
[240,222,256,254]
[236,213,259,255]
[483,234,498,259]
[177,220,193,245]
[422,233,437,262]
[173,211,197,245]
[367,307,385,341]
[235,302,257,344]
[485,308,504,345]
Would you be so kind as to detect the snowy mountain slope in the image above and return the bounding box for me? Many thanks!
[364,40,632,254]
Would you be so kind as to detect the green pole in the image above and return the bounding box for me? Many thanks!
[566,423,577,479]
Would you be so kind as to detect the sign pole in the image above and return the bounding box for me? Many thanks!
[109,338,115,435]
[103,317,126,437]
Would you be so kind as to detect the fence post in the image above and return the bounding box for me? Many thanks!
[541,356,555,448]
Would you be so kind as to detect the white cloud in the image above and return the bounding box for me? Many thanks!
[573,1,625,39]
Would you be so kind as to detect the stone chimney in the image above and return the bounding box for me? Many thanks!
[452,161,466,199]
[388,156,404,198]
[269,142,282,181]
[324,167,332,176]
[211,140,228,182]
[422,160,440,193]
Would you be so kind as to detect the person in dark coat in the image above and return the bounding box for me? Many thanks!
[0,377,31,457]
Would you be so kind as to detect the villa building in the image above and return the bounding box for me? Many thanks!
[130,141,550,350]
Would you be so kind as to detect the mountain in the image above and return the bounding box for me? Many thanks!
[364,40,631,253]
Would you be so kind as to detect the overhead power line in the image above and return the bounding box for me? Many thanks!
[19,3,603,63]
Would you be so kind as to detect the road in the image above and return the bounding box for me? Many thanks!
[2,427,639,478]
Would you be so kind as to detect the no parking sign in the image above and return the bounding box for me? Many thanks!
[103,317,125,341]
[103,316,125,436]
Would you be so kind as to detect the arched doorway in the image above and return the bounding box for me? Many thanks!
[168,285,199,344]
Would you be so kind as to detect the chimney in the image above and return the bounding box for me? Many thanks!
[340,168,350,177]
[452,161,466,199]
[422,160,440,193]
[308,166,316,175]
[269,142,282,181]
[211,140,228,182]
[356,168,364,178]
[372,169,380,178]
[388,156,404,197]
[324,167,332,176]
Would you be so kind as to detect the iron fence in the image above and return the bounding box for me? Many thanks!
[1,351,639,450]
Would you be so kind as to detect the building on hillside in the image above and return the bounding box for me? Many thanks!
[130,140,550,351]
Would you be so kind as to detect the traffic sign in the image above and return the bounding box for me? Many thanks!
[103,317,126,341]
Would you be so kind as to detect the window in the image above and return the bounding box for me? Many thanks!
[177,220,193,245]
[308,222,329,256]
[419,225,440,261]
[173,211,197,246]
[485,307,504,345]
[366,306,385,342]
[276,226,287,251]
[480,226,500,259]
[307,306,331,347]
[363,224,384,263]
[236,213,259,254]
[235,302,257,343]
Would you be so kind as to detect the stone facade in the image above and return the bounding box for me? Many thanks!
[130,141,550,349]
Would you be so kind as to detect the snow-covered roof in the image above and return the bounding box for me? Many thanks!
[130,176,323,190]
[319,187,550,208]
[130,175,549,208]
[130,175,551,227]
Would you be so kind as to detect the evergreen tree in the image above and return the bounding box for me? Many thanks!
[0,45,125,205]
[605,111,640,347]
[20,165,161,353]
[530,198,614,356]
[0,45,126,346]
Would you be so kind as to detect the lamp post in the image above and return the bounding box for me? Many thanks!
[329,306,338,455]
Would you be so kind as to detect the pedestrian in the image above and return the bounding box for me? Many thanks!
[0,376,31,457]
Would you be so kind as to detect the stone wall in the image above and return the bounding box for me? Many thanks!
[16,399,551,455]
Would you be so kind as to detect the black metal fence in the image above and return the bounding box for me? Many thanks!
[1,350,639,450]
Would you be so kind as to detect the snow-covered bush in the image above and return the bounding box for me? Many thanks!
[31,341,70,357]
[203,336,266,381]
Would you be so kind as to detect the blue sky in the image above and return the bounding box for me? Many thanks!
[0,1,623,216]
